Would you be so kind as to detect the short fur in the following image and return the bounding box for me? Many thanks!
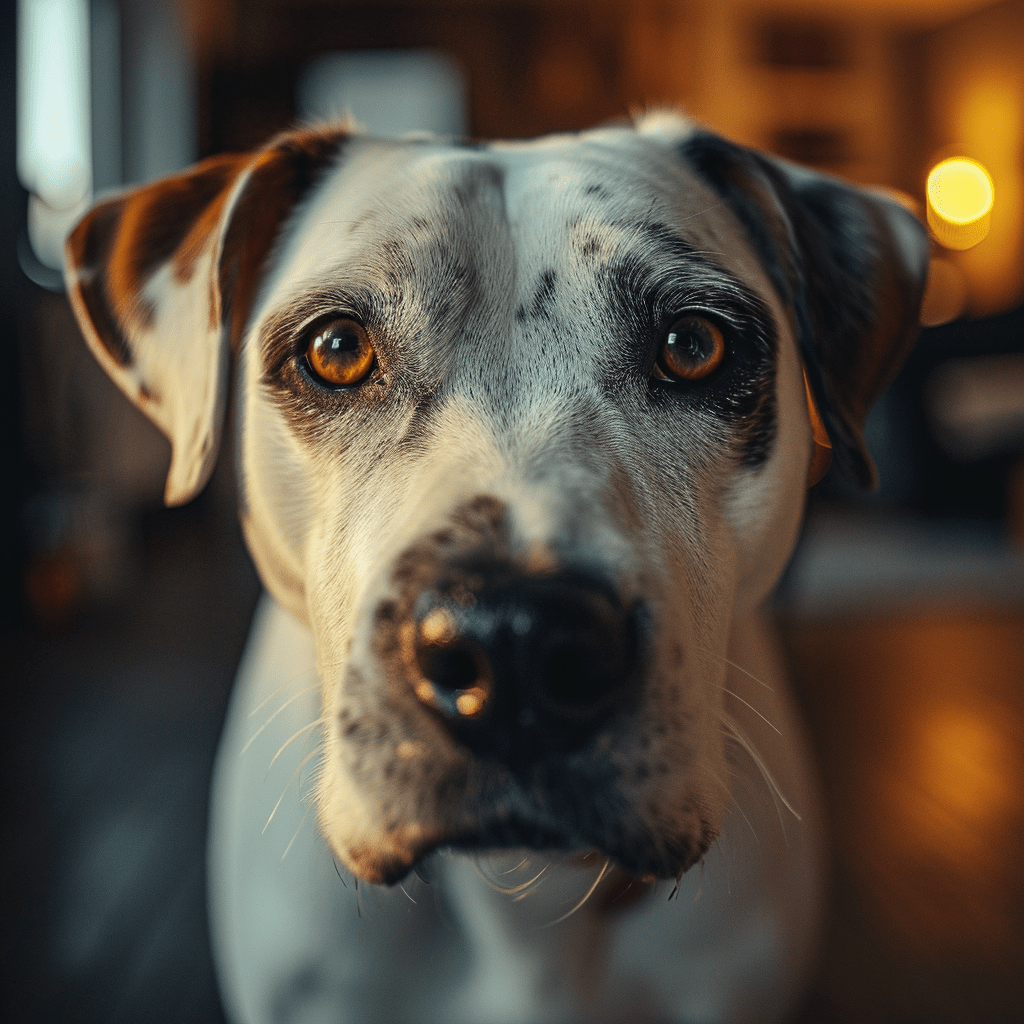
[65,111,928,1024]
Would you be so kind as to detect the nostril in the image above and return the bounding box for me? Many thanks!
[416,640,482,696]
[413,607,491,719]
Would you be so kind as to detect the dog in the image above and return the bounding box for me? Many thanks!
[64,110,928,1024]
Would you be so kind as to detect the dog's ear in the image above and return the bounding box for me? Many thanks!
[64,129,349,505]
[681,132,930,489]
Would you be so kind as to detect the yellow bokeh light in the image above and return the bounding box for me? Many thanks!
[926,157,995,250]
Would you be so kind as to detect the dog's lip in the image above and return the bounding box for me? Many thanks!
[356,815,591,886]
[348,813,711,885]
[373,815,710,886]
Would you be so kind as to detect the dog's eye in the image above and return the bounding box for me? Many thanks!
[305,318,375,387]
[654,316,725,382]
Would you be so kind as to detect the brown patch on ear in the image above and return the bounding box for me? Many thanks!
[170,155,251,284]
[112,153,248,299]
[219,129,350,352]
[66,199,134,366]
[65,152,251,367]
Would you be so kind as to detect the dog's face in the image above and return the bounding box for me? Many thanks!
[65,113,928,885]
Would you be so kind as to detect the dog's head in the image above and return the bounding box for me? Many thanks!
[65,112,927,884]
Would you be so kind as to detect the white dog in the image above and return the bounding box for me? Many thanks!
[65,111,927,1024]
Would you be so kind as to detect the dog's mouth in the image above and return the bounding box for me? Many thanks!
[338,752,717,888]
[371,824,713,890]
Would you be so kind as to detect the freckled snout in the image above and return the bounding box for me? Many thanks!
[400,572,645,771]
[345,496,710,881]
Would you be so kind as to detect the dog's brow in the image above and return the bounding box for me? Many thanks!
[609,239,776,332]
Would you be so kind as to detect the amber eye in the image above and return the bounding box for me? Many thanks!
[654,316,726,382]
[305,318,375,387]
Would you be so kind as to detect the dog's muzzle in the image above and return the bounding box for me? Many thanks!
[400,569,645,772]
[356,499,712,881]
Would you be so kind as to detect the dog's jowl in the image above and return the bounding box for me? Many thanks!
[65,112,928,1024]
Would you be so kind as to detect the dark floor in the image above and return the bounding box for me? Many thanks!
[4,503,1023,1024]
[4,503,259,1024]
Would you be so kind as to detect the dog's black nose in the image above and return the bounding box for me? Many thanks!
[410,574,642,763]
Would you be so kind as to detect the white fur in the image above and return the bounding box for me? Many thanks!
[212,119,825,1024]
[63,112,929,1024]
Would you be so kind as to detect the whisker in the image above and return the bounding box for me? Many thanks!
[693,761,732,798]
[720,714,801,826]
[540,859,611,928]
[720,687,782,736]
[510,864,550,901]
[281,803,310,861]
[719,656,775,692]
[247,677,319,720]
[399,884,417,905]
[693,642,776,694]
[500,857,531,876]
[264,748,320,833]
[728,791,760,844]
[242,686,321,755]
[333,858,348,887]
[267,717,326,772]
[472,856,550,898]
[609,876,636,903]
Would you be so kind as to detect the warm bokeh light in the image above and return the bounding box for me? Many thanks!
[928,31,1024,313]
[909,705,1018,840]
[926,157,994,249]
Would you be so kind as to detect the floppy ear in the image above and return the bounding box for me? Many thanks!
[64,128,349,505]
[681,132,930,489]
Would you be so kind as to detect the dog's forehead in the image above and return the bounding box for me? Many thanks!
[260,130,773,313]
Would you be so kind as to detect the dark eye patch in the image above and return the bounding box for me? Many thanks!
[596,236,780,469]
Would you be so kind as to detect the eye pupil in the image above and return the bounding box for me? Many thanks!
[327,329,356,352]
[306,318,375,386]
[657,316,725,382]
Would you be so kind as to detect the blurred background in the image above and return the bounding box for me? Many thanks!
[2,1,1022,1022]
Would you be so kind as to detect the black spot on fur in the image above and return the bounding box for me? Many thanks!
[515,269,558,322]
[375,600,397,625]
[584,183,609,198]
